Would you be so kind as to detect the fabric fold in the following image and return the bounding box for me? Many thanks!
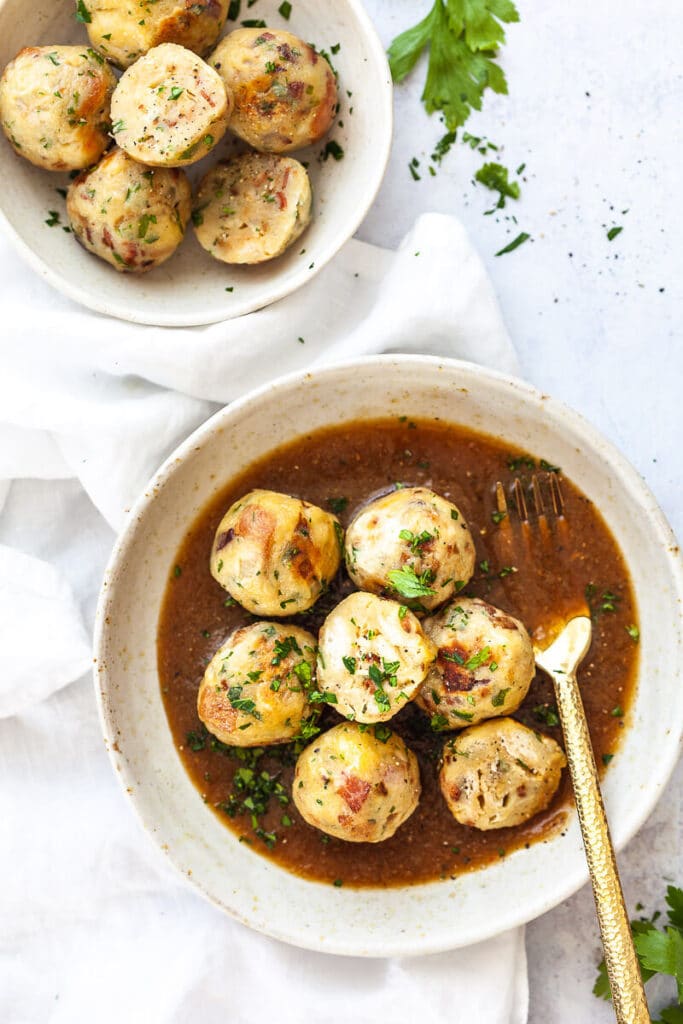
[0,213,528,1024]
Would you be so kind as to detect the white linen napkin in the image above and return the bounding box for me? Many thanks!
[0,213,528,1024]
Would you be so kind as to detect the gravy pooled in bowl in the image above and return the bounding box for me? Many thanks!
[157,417,639,888]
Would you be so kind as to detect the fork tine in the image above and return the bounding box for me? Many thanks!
[549,473,565,518]
[531,474,545,518]
[495,480,508,516]
[511,478,528,521]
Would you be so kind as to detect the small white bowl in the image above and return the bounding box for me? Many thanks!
[0,0,391,325]
[94,356,683,956]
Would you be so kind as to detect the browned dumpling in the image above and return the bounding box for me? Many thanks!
[110,43,231,167]
[292,722,421,842]
[210,489,342,616]
[67,147,191,272]
[193,153,311,264]
[344,486,476,612]
[0,45,116,171]
[85,0,230,69]
[440,718,566,829]
[417,598,536,729]
[197,622,317,747]
[208,28,337,153]
[317,592,437,723]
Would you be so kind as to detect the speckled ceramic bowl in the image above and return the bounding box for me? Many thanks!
[93,356,683,955]
[0,0,391,325]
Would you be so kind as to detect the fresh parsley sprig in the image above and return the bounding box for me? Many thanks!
[388,0,520,131]
[593,885,683,1021]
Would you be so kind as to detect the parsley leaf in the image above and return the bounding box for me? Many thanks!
[593,885,683,1011]
[474,161,520,208]
[75,0,92,22]
[667,886,683,931]
[387,565,436,598]
[495,231,530,256]
[634,928,683,1002]
[388,0,519,130]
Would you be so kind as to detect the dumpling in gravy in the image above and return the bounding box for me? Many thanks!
[439,718,566,830]
[292,721,421,842]
[210,489,342,616]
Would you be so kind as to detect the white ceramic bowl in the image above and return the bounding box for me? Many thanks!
[0,0,391,326]
[94,356,683,956]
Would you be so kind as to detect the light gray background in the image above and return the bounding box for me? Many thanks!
[362,0,682,1019]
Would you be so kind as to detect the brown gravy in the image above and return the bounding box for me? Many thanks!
[157,418,639,888]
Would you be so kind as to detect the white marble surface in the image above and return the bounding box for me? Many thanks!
[362,0,682,1019]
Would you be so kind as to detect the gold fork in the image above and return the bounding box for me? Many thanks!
[496,473,650,1024]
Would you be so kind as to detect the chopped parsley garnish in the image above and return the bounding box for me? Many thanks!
[292,660,312,687]
[342,656,356,674]
[137,213,157,239]
[111,119,126,134]
[533,704,560,727]
[173,564,182,578]
[491,688,510,707]
[491,510,507,524]
[585,583,622,620]
[227,685,261,718]
[626,624,640,643]
[387,0,519,130]
[169,86,184,100]
[326,496,348,515]
[507,454,535,471]
[431,130,457,165]
[374,725,392,743]
[321,140,344,162]
[607,226,623,241]
[278,1,292,18]
[601,753,614,766]
[75,0,92,23]
[610,705,624,718]
[474,161,520,208]
[399,528,434,553]
[45,210,61,227]
[241,18,267,27]
[227,0,240,18]
[452,709,474,722]
[271,635,302,666]
[387,565,436,598]
[430,713,449,731]
[373,688,391,713]
[185,729,206,751]
[309,690,338,705]
[464,646,492,670]
[495,231,530,257]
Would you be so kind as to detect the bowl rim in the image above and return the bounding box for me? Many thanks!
[0,0,393,326]
[93,354,683,954]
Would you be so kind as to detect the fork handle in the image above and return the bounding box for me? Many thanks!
[550,669,650,1024]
